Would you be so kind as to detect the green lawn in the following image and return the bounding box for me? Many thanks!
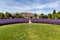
[0,23,60,40]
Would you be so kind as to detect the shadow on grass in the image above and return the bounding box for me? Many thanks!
[0,22,60,26]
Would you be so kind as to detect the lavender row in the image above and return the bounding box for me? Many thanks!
[0,18,60,25]
[31,18,60,24]
[0,18,29,25]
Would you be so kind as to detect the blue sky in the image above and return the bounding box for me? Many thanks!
[0,0,60,14]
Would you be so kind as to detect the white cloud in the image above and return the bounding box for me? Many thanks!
[37,2,59,9]
[0,0,60,13]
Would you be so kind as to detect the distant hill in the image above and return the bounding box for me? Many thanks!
[20,12,34,17]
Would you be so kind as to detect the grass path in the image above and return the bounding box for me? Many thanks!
[0,23,60,40]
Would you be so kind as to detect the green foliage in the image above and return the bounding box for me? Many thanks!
[34,13,37,18]
[48,13,52,19]
[39,13,45,18]
[57,11,60,19]
[0,10,60,19]
[43,15,48,18]
[5,12,12,18]
[51,10,57,19]
[39,13,50,19]
[39,10,60,19]
[0,12,5,19]
[15,13,24,18]
[52,14,58,19]
[15,13,20,18]
[57,11,60,14]
[52,10,56,15]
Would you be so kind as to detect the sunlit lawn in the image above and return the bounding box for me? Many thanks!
[0,23,60,40]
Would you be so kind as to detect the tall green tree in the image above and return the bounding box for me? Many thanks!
[0,12,5,19]
[15,13,19,18]
[34,13,37,18]
[48,13,52,19]
[39,13,44,18]
[52,14,58,19]
[53,10,56,15]
[52,10,57,19]
[5,12,12,18]
[15,13,23,18]
[57,11,60,19]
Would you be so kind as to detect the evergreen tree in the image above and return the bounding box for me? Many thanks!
[52,10,57,19]
[53,10,56,15]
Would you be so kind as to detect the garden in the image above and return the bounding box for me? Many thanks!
[0,10,60,25]
[0,10,60,40]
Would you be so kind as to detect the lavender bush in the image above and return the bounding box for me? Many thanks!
[31,18,60,24]
[0,18,60,25]
[0,18,29,25]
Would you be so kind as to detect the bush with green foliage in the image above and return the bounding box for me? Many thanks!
[0,10,60,19]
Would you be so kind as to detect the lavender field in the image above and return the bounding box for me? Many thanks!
[31,18,60,24]
[0,18,60,25]
[0,18,29,25]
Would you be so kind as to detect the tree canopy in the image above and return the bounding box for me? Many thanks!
[0,10,60,19]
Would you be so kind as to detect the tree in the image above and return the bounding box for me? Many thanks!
[48,13,52,19]
[42,15,48,19]
[15,13,24,18]
[52,10,58,19]
[0,12,5,19]
[57,11,60,14]
[39,13,44,18]
[52,14,58,19]
[5,12,12,18]
[57,11,60,19]
[34,13,37,18]
[15,13,19,18]
[52,10,56,15]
